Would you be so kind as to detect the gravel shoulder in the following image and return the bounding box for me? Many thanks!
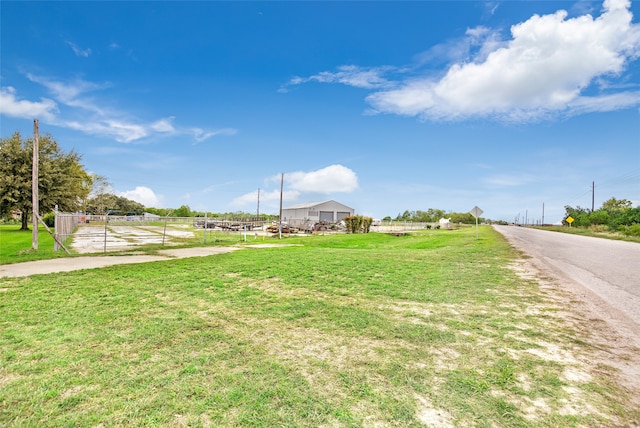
[494,225,640,404]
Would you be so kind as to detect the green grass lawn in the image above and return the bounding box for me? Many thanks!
[0,224,67,264]
[1,227,638,426]
[0,223,242,264]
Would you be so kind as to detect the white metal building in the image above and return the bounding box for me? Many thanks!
[281,200,355,224]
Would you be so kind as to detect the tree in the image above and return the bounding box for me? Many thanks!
[173,205,192,217]
[84,173,111,214]
[85,193,145,215]
[449,212,476,224]
[0,132,91,230]
[563,205,586,227]
[601,197,632,214]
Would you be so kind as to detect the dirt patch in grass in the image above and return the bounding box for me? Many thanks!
[415,394,454,427]
[508,258,640,408]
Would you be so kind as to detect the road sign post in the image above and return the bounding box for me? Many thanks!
[566,216,574,228]
[469,206,483,240]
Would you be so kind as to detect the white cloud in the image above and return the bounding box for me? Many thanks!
[191,127,238,143]
[291,0,640,122]
[367,0,640,121]
[231,165,359,210]
[118,186,163,207]
[66,41,91,58]
[3,74,235,144]
[65,119,148,143]
[150,117,176,133]
[285,164,359,193]
[567,90,640,113]
[281,65,396,92]
[26,73,109,114]
[0,86,58,121]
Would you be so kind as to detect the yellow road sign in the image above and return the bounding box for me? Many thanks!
[566,216,574,224]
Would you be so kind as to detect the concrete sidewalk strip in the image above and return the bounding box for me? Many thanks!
[0,247,241,278]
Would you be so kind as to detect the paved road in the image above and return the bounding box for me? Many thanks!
[494,225,640,344]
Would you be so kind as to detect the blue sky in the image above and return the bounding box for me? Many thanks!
[1,0,639,223]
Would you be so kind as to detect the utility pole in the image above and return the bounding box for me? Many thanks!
[32,119,39,250]
[256,188,260,217]
[591,181,595,212]
[542,202,545,226]
[279,174,284,239]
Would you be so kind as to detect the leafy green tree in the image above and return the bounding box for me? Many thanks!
[563,205,590,227]
[85,193,144,215]
[145,207,170,216]
[0,132,91,230]
[426,208,446,222]
[589,210,609,225]
[84,173,111,214]
[601,197,632,213]
[396,210,411,221]
[449,212,476,224]
[173,205,192,217]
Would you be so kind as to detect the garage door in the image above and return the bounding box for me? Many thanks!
[319,211,334,222]
[337,212,350,221]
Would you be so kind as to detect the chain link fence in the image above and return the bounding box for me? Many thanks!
[54,213,272,253]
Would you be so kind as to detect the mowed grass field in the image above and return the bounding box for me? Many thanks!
[0,225,68,264]
[1,227,638,427]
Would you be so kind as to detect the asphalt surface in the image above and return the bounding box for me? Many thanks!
[494,225,640,346]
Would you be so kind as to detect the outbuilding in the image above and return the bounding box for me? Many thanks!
[281,200,355,226]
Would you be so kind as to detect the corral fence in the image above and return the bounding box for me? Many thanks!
[53,213,272,253]
[371,220,453,232]
[52,214,455,253]
[54,213,87,252]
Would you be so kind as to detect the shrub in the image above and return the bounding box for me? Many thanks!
[343,215,373,233]
[620,224,640,237]
[42,212,56,228]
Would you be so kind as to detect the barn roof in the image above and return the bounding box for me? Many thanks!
[283,200,353,210]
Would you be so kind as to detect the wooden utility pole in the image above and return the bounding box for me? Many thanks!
[257,188,260,217]
[279,174,284,239]
[591,181,595,212]
[32,119,39,250]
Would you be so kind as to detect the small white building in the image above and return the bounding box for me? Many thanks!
[281,200,355,225]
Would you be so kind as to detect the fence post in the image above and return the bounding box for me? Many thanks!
[162,215,168,246]
[54,205,59,252]
[204,213,207,245]
[104,213,108,253]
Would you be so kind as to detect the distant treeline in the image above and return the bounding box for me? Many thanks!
[384,209,498,225]
[145,205,278,220]
[82,198,277,220]
[564,197,640,236]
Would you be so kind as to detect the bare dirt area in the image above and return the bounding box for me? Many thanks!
[71,224,195,253]
[495,226,640,407]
